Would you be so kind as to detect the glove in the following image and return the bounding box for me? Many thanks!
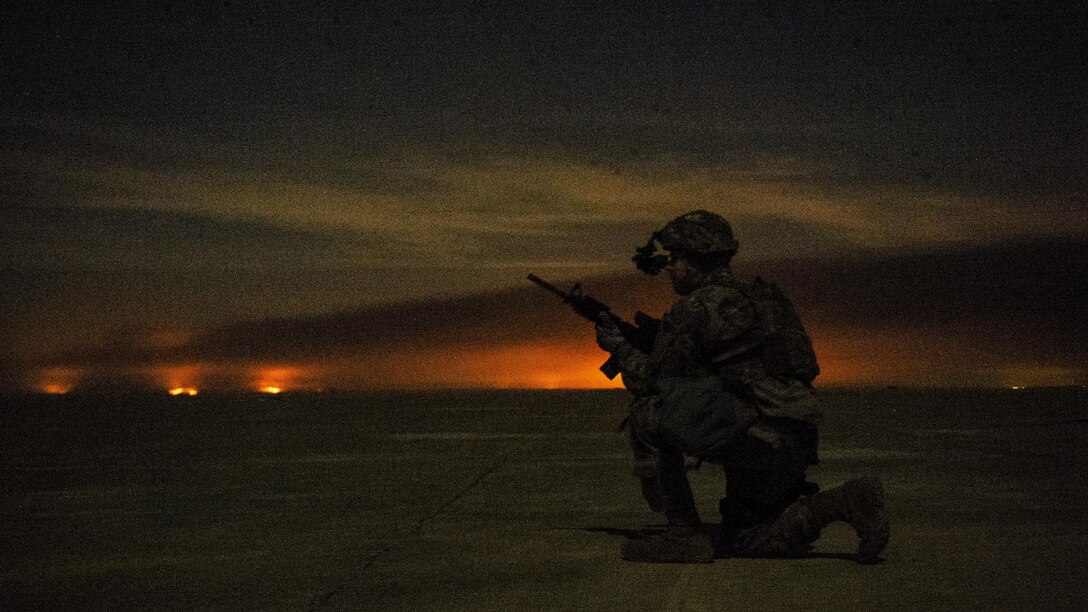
[595,313,627,353]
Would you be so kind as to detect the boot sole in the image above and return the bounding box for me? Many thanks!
[851,476,889,564]
[857,508,890,564]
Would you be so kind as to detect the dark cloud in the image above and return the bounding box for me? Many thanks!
[0,205,498,362]
[752,240,1088,371]
[3,3,1086,389]
[27,239,1085,384]
[753,239,1088,328]
[36,283,581,367]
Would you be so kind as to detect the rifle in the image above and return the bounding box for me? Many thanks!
[527,274,660,379]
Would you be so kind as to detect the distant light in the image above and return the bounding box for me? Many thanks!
[1010,386,1024,390]
[41,383,72,395]
[260,386,282,394]
[168,387,198,396]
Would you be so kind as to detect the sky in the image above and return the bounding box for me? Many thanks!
[2,1,1086,391]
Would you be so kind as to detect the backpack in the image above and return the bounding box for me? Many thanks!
[740,277,820,384]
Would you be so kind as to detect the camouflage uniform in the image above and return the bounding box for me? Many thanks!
[612,268,822,555]
[600,210,888,564]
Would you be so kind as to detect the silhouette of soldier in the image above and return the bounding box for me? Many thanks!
[595,210,889,563]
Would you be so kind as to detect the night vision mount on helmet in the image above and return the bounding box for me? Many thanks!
[632,210,740,275]
[633,231,670,275]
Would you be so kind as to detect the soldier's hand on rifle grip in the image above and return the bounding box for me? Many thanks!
[595,313,626,353]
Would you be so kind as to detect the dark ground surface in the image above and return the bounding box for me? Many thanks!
[2,387,1087,611]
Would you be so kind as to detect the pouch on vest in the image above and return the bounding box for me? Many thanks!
[656,375,760,460]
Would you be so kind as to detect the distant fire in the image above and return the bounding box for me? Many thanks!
[250,365,311,393]
[156,364,204,395]
[168,387,199,396]
[36,367,80,394]
[31,321,1079,392]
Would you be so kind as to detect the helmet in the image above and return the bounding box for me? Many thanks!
[632,210,739,275]
[658,210,739,255]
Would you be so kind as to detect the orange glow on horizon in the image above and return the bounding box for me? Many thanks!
[26,318,1084,391]
[320,342,627,389]
[808,325,939,386]
[483,344,625,389]
[36,367,81,395]
[156,364,204,394]
[250,365,312,393]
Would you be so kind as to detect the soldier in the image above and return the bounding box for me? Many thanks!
[595,210,889,564]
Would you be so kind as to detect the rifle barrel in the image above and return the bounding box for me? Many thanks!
[526,274,567,298]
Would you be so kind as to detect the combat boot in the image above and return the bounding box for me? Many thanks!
[742,476,889,564]
[807,476,889,563]
[621,524,714,564]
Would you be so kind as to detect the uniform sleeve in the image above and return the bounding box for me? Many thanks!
[612,341,655,395]
[612,293,714,394]
[613,284,764,396]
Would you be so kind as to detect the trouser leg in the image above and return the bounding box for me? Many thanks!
[656,444,700,528]
[718,418,819,554]
[628,420,664,513]
[621,417,713,563]
[621,440,713,563]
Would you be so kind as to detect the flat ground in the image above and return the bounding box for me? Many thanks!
[2,388,1086,611]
